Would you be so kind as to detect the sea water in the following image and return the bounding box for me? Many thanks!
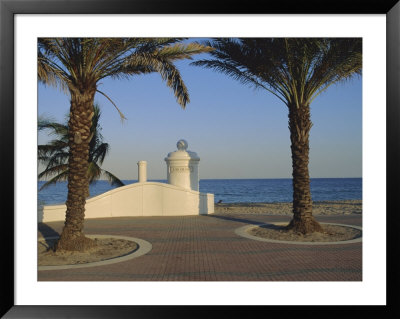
[38,178,362,206]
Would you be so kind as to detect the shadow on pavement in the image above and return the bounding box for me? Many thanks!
[38,223,60,246]
[205,214,275,226]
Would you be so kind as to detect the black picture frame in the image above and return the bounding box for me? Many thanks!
[1,0,399,317]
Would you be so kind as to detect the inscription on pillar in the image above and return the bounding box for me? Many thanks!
[169,166,193,173]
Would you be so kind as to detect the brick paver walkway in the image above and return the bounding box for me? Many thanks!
[38,213,362,281]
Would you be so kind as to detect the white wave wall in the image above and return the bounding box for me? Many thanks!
[39,182,214,223]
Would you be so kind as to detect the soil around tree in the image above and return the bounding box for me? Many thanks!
[38,237,138,266]
[248,223,362,242]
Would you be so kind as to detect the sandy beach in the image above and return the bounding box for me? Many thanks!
[214,200,362,215]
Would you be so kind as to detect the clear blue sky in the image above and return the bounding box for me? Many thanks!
[38,42,362,180]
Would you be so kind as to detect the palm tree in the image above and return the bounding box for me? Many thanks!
[38,38,212,251]
[38,104,124,197]
[193,38,362,234]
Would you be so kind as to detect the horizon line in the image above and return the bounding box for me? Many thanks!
[38,177,362,182]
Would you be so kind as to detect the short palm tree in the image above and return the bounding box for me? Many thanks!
[38,38,212,251]
[38,104,124,197]
[193,38,362,234]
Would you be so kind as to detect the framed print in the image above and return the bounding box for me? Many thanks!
[1,0,399,317]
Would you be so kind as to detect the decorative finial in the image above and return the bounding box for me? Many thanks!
[177,139,188,150]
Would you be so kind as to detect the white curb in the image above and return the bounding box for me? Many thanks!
[38,234,152,271]
[235,222,362,245]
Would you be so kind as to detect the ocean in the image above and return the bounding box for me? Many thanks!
[38,178,362,206]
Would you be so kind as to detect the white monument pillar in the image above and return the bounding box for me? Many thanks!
[137,160,147,182]
[165,139,200,191]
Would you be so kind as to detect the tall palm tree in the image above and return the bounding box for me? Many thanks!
[193,38,362,234]
[38,38,212,251]
[38,104,124,197]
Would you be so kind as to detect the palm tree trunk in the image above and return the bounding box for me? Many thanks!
[56,89,97,251]
[286,103,323,234]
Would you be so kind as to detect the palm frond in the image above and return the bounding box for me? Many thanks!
[38,119,68,136]
[39,37,209,113]
[193,38,362,108]
[38,144,68,162]
[42,152,69,171]
[96,90,127,121]
[90,142,109,165]
[101,169,125,187]
[87,162,102,183]
[38,165,68,183]
[155,42,214,61]
[192,40,289,104]
[38,103,124,188]
[38,39,71,92]
[117,52,190,108]
[305,38,362,103]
